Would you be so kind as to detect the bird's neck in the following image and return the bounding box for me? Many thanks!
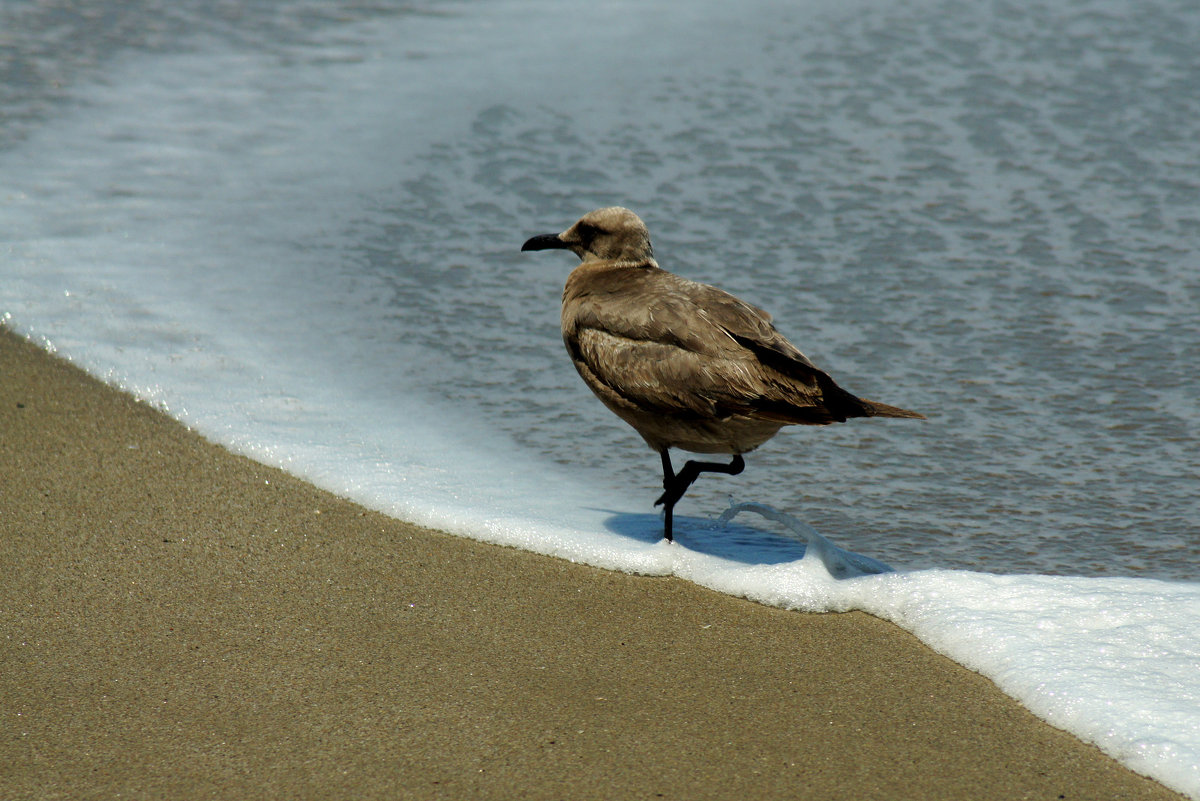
[578,255,659,271]
[563,258,659,303]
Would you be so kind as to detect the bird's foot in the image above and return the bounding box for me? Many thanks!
[654,478,687,509]
[654,455,745,508]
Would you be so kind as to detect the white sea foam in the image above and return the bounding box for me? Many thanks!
[2,0,1198,797]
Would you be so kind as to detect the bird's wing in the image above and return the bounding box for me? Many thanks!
[677,278,878,422]
[570,326,769,419]
[565,271,849,424]
[676,279,823,376]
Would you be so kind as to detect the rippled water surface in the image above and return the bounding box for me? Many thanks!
[363,0,1200,577]
[3,0,1198,577]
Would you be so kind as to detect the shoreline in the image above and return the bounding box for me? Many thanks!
[0,326,1183,800]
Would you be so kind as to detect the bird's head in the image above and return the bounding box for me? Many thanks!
[521,207,656,266]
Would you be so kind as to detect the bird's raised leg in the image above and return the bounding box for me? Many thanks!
[654,450,746,541]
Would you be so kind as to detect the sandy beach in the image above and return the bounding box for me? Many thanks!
[0,326,1182,800]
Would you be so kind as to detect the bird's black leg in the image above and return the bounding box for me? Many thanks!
[658,449,678,541]
[654,450,746,541]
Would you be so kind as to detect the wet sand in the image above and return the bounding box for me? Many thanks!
[0,326,1183,800]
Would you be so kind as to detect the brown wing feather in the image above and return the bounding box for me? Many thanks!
[564,266,858,425]
[570,327,771,419]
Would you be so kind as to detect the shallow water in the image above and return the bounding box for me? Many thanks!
[5,0,1197,578]
[3,0,1200,795]
[408,0,1200,579]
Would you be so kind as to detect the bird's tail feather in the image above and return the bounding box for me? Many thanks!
[859,398,926,419]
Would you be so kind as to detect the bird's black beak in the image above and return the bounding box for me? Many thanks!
[521,233,569,252]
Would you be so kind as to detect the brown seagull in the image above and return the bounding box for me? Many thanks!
[522,206,924,541]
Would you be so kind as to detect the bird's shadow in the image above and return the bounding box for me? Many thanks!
[598,501,893,576]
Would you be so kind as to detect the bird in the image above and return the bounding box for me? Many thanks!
[521,206,924,541]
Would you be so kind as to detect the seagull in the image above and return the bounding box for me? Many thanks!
[522,206,924,541]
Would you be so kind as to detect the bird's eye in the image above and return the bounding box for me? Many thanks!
[575,222,601,241]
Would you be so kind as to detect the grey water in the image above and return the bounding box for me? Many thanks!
[3,0,1198,578]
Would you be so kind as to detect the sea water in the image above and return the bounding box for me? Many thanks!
[1,0,1198,796]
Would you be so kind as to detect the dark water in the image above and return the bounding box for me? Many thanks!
[366,0,1200,577]
[3,0,1197,577]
